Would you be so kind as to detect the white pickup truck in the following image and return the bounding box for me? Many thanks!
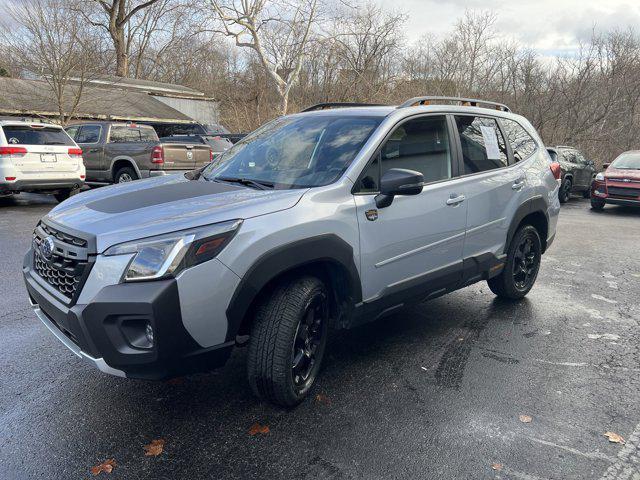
[0,120,85,201]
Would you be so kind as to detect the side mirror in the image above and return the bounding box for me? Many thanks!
[603,163,610,170]
[375,168,424,208]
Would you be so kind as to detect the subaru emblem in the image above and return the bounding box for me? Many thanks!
[41,236,55,259]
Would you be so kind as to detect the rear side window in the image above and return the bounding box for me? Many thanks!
[110,126,141,143]
[76,125,101,144]
[547,149,558,162]
[455,116,508,174]
[501,119,537,163]
[140,127,158,142]
[2,125,74,146]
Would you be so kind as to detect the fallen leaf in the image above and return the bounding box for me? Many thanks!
[248,423,270,436]
[143,439,165,456]
[91,459,116,475]
[491,463,503,471]
[315,394,331,405]
[604,432,625,444]
[519,415,533,423]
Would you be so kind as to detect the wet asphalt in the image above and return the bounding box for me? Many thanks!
[0,193,639,480]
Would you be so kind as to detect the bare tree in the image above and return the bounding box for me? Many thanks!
[2,0,105,124]
[83,0,163,77]
[208,0,319,115]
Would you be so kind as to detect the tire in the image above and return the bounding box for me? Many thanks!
[590,198,605,211]
[114,166,137,184]
[487,225,542,300]
[54,190,70,203]
[559,178,572,203]
[582,189,591,199]
[247,276,330,407]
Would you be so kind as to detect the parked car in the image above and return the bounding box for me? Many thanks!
[590,150,640,210]
[546,146,597,203]
[158,134,232,158]
[141,120,237,150]
[0,120,85,202]
[65,122,213,184]
[25,97,560,406]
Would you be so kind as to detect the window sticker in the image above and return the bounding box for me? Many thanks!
[480,125,501,160]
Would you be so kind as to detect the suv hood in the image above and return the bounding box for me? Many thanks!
[45,175,306,252]
[605,167,640,181]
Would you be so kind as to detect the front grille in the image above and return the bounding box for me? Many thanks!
[34,250,84,297]
[32,222,90,301]
[607,186,640,198]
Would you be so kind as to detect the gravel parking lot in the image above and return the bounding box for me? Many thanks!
[1,193,639,480]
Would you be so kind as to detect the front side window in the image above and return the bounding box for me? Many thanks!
[76,125,101,144]
[357,115,452,192]
[455,116,508,174]
[203,115,381,189]
[2,125,75,146]
[501,118,537,163]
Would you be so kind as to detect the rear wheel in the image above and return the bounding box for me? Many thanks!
[54,190,71,202]
[115,166,137,184]
[247,276,329,407]
[488,225,542,300]
[559,178,572,203]
[590,198,605,210]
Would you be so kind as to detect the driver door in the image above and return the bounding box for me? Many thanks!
[354,114,467,303]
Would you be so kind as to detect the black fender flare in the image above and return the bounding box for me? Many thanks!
[506,196,549,250]
[224,234,362,341]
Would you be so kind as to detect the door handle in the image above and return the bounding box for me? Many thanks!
[446,194,466,206]
[512,180,525,190]
[88,148,99,153]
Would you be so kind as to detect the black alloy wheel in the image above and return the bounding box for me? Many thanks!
[512,235,539,291]
[291,294,328,391]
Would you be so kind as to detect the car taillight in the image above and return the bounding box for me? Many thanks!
[80,175,86,179]
[550,162,561,180]
[151,146,164,164]
[0,146,27,156]
[209,149,214,162]
[5,177,16,181]
[68,147,83,157]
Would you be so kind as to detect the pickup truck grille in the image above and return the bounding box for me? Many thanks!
[607,186,640,198]
[32,222,91,301]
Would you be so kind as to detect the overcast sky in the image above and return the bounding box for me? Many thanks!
[388,0,640,56]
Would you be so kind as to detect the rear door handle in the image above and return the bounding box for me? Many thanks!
[512,180,525,190]
[446,194,466,206]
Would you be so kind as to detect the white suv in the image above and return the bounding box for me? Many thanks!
[24,97,561,406]
[0,120,85,201]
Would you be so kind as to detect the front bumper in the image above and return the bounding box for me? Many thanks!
[592,181,640,207]
[23,251,234,379]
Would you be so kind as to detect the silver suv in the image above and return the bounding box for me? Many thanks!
[23,97,560,406]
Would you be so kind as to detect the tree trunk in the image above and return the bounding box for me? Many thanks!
[277,92,289,116]
[113,27,128,77]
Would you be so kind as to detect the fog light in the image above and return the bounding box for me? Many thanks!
[145,323,154,345]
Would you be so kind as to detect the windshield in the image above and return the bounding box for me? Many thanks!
[202,115,382,189]
[611,152,640,169]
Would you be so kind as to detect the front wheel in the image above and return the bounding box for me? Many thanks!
[488,225,542,300]
[247,276,330,407]
[591,198,605,210]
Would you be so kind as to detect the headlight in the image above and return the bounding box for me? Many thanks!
[104,220,242,282]
[595,172,605,181]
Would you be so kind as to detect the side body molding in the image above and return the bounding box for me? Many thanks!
[225,234,362,341]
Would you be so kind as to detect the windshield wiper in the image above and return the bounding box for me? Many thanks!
[215,176,274,190]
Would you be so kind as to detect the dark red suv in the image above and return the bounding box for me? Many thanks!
[591,151,640,210]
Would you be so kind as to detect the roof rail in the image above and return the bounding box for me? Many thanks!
[398,96,511,112]
[301,102,385,112]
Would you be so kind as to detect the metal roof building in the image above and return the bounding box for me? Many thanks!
[0,76,219,125]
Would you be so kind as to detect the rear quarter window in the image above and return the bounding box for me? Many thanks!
[2,125,74,146]
[500,118,537,163]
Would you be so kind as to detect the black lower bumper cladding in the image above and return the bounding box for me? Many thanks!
[23,252,233,379]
